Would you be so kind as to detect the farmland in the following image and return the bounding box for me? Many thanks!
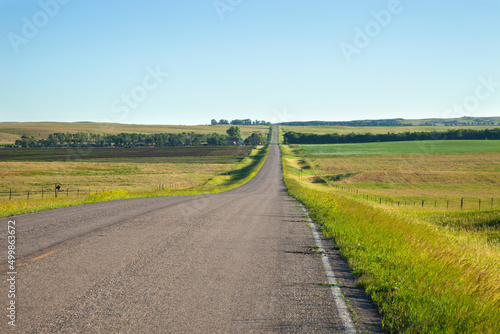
[280,124,500,137]
[299,139,500,155]
[0,146,251,162]
[0,122,269,145]
[292,141,500,210]
[0,127,271,217]
[280,126,500,332]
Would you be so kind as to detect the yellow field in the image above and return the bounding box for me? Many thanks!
[0,160,236,201]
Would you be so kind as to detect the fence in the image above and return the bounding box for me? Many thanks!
[331,184,498,211]
[156,183,197,190]
[1,183,199,201]
[0,188,106,201]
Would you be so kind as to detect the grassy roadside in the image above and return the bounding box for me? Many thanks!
[281,138,500,332]
[0,130,272,218]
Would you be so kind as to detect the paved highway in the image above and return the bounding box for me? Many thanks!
[1,127,383,333]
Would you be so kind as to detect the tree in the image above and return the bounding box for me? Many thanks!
[226,126,241,139]
[211,119,218,125]
[244,132,265,146]
[219,119,229,125]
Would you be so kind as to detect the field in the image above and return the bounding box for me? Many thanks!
[290,141,500,210]
[280,126,500,332]
[299,140,500,155]
[0,128,271,217]
[280,124,500,137]
[0,122,269,144]
[0,146,251,161]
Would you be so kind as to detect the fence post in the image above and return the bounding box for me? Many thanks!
[67,188,69,197]
[461,198,464,209]
[42,188,44,199]
[27,190,30,200]
[78,188,80,197]
[9,189,12,201]
[479,199,481,210]
[422,200,424,208]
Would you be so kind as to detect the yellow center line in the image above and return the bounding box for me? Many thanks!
[17,249,62,267]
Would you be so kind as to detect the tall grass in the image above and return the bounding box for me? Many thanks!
[282,148,500,333]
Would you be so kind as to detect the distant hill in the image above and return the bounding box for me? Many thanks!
[279,116,500,127]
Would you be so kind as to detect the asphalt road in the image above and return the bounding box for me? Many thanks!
[1,127,383,333]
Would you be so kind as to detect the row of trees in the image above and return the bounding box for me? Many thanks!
[14,129,267,148]
[283,128,500,144]
[279,119,413,127]
[211,119,270,126]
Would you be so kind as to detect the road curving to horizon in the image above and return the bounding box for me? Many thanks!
[1,127,384,333]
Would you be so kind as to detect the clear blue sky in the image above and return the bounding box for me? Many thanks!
[1,0,499,125]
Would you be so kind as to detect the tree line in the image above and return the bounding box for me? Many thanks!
[211,119,270,125]
[279,119,412,127]
[279,118,500,127]
[14,128,267,148]
[283,128,500,144]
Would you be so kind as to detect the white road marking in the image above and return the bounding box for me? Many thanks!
[299,204,357,333]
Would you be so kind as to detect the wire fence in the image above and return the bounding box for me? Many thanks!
[0,188,107,201]
[156,183,197,190]
[0,183,199,202]
[332,184,498,211]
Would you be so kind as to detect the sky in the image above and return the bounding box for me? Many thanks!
[1,0,499,125]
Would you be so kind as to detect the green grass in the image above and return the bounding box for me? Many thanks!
[298,140,500,156]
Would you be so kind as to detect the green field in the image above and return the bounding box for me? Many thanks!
[298,140,500,155]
